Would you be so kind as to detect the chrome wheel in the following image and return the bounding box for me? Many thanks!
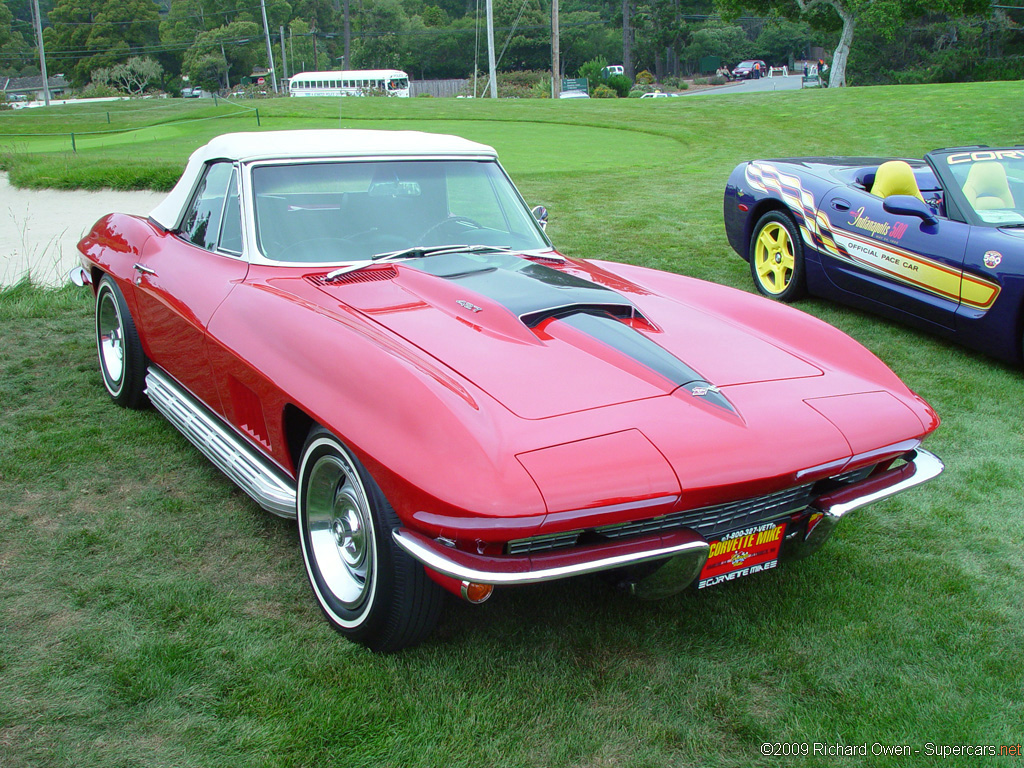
[297,427,444,651]
[305,450,375,612]
[96,287,126,395]
[94,275,147,408]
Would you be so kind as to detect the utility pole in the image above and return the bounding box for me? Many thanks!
[279,25,288,86]
[259,0,279,92]
[485,0,497,98]
[343,0,351,70]
[551,0,560,98]
[31,0,50,106]
[220,42,231,90]
[622,0,633,79]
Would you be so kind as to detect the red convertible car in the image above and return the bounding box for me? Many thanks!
[73,130,943,651]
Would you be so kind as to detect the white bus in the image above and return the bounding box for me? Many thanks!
[288,70,410,98]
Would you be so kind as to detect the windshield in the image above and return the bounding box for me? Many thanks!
[933,149,1024,226]
[251,159,550,263]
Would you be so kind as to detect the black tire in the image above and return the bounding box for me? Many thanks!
[749,211,806,302]
[297,427,443,652]
[94,275,148,408]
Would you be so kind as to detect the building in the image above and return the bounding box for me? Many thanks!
[0,75,69,102]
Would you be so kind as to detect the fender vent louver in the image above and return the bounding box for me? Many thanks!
[306,265,398,286]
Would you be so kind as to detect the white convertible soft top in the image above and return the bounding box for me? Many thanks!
[149,129,498,231]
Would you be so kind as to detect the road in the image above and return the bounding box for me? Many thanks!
[681,74,806,97]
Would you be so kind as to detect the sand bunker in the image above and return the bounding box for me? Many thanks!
[0,173,164,287]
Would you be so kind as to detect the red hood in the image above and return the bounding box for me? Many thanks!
[304,251,824,419]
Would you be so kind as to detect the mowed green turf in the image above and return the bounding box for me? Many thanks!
[1,82,1023,767]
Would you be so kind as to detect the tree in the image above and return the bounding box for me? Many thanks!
[44,0,161,85]
[715,0,991,87]
[351,0,412,69]
[682,20,749,67]
[182,20,262,89]
[0,1,32,75]
[93,55,163,94]
[754,18,813,66]
[286,18,328,72]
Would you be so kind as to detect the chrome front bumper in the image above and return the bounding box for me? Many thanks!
[784,447,944,559]
[393,448,944,594]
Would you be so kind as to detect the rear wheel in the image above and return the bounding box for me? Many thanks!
[94,275,147,408]
[297,427,443,652]
[749,211,806,302]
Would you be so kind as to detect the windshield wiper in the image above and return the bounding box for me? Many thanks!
[324,244,511,282]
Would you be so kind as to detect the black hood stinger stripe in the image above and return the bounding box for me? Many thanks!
[409,250,737,413]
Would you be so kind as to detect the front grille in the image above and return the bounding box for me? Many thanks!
[506,484,815,555]
[597,483,815,542]
[505,464,885,557]
[507,531,580,555]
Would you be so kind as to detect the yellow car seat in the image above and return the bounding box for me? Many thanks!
[870,160,925,202]
[962,161,1015,210]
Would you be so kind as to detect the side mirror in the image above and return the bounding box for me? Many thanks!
[883,195,938,226]
[532,205,548,230]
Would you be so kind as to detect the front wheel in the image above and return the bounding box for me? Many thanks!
[95,275,148,408]
[297,427,443,652]
[749,211,806,302]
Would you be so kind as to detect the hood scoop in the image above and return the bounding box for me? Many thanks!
[406,250,640,327]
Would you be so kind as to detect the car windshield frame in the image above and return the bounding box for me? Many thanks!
[927,147,1024,228]
[241,155,553,267]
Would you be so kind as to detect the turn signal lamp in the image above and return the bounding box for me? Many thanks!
[461,581,494,604]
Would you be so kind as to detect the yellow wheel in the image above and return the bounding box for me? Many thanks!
[749,211,806,302]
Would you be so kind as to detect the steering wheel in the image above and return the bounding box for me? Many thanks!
[418,215,485,243]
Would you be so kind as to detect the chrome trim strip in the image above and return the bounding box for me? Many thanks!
[145,367,297,518]
[393,528,709,585]
[815,448,943,520]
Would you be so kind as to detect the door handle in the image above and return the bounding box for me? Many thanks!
[133,263,156,285]
[831,199,851,211]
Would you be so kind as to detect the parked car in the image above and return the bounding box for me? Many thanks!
[732,60,767,79]
[724,146,1024,363]
[640,91,670,98]
[559,90,590,99]
[73,129,942,651]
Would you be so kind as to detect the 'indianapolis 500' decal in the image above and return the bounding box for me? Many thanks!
[745,162,1001,311]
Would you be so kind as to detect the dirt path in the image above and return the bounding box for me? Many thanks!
[0,173,164,287]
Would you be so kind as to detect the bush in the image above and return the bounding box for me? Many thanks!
[78,82,121,98]
[578,56,609,93]
[592,84,617,98]
[605,74,631,97]
[531,77,552,98]
[495,70,550,98]
[635,70,655,85]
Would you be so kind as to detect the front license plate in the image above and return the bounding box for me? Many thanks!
[697,522,786,589]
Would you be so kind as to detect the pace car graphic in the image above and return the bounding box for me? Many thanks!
[744,161,1001,311]
[726,149,1021,363]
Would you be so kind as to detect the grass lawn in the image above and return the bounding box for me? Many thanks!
[1,83,1023,767]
